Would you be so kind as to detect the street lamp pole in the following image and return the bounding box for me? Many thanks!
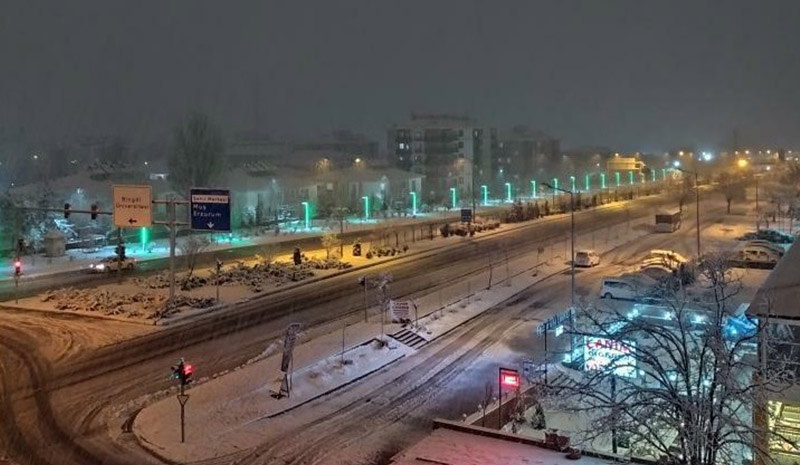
[544,182,575,307]
[676,167,701,257]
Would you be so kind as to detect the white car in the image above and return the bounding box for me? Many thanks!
[575,250,601,267]
[87,256,136,273]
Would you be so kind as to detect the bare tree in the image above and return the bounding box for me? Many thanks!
[179,235,211,287]
[545,252,796,464]
[718,172,745,214]
[321,231,342,260]
[168,112,224,197]
[255,243,280,267]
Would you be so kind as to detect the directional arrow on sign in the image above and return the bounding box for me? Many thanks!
[128,218,138,224]
[207,222,215,229]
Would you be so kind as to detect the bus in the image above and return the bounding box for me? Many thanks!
[655,210,681,233]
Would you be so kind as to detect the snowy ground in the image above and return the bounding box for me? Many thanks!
[130,212,656,462]
[390,426,616,465]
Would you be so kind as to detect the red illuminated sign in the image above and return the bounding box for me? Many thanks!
[499,368,520,389]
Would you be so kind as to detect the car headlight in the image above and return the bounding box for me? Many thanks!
[96,264,105,270]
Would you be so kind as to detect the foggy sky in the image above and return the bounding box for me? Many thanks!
[2,0,799,152]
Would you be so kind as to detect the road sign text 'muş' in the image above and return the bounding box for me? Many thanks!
[190,188,231,231]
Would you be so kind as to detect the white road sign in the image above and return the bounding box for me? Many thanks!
[112,185,153,228]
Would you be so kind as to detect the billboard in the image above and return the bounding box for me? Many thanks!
[583,336,637,378]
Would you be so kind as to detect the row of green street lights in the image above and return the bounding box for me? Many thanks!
[297,168,676,227]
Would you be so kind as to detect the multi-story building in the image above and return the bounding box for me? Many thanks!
[496,126,560,196]
[388,113,496,207]
[748,241,800,465]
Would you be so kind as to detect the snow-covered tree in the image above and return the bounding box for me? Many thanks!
[168,112,224,198]
[546,252,796,465]
[179,235,211,287]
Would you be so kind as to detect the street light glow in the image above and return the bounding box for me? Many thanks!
[410,191,417,216]
[505,182,512,202]
[362,196,369,221]
[481,185,488,206]
[531,180,537,198]
[737,159,749,168]
[450,187,457,209]
[301,201,311,230]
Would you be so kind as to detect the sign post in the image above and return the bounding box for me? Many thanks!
[190,188,231,232]
[498,367,521,429]
[536,308,573,385]
[112,185,153,228]
[277,323,301,398]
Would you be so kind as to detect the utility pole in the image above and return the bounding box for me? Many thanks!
[153,196,190,307]
[544,182,575,307]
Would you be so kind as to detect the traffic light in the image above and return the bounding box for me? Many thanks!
[64,203,71,219]
[90,204,98,220]
[171,359,194,386]
[13,258,21,277]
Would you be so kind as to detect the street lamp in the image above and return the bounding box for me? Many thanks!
[481,185,489,206]
[584,173,590,191]
[570,175,576,192]
[543,182,575,307]
[600,173,607,189]
[504,182,512,203]
[673,164,701,257]
[362,196,369,221]
[531,180,537,199]
[301,201,311,230]
[450,187,457,209]
[410,191,418,216]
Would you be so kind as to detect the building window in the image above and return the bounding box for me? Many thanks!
[458,141,464,149]
[458,129,464,137]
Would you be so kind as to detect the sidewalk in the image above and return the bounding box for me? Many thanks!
[131,211,653,462]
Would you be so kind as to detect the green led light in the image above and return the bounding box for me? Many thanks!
[410,191,417,216]
[629,171,634,185]
[505,182,512,202]
[362,196,369,221]
[140,227,149,252]
[531,180,537,198]
[450,187,457,209]
[601,173,607,189]
[481,185,488,206]
[301,201,310,230]
[615,172,621,187]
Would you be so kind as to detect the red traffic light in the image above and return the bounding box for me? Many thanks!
[499,368,520,389]
[183,364,193,377]
[13,259,22,276]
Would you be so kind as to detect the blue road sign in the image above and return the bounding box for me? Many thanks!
[460,208,473,223]
[190,188,231,231]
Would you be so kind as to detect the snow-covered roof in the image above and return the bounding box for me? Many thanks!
[390,423,616,465]
[749,241,800,320]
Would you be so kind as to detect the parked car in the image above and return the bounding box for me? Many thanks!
[729,246,780,269]
[741,240,786,257]
[87,256,136,273]
[737,229,795,244]
[575,250,601,267]
[600,275,658,301]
